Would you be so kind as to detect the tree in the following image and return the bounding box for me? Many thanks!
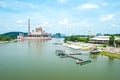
[64,35,89,43]
[116,40,120,47]
[109,36,115,46]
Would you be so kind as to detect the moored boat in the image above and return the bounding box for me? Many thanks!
[76,60,92,65]
[55,50,67,57]
[90,49,100,54]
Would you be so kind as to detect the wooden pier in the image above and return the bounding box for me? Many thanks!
[55,50,91,65]
[69,53,82,55]
[64,53,83,61]
[65,53,91,65]
[55,50,83,61]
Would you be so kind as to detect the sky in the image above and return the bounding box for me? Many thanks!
[0,0,120,35]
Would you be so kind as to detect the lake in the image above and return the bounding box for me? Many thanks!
[0,38,120,80]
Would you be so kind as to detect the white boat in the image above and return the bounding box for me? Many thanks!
[90,49,100,54]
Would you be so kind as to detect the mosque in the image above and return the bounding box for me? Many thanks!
[17,19,51,40]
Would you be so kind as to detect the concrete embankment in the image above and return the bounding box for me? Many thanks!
[63,42,93,50]
[63,43,81,49]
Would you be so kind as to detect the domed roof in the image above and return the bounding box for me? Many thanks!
[35,25,42,31]
[36,25,42,28]
[35,25,42,32]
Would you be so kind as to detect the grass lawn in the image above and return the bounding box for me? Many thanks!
[100,51,120,59]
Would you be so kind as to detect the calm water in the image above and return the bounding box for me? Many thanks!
[0,38,120,80]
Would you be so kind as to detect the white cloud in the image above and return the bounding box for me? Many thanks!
[101,2,108,6]
[41,21,53,27]
[100,14,114,21]
[14,1,38,9]
[70,21,93,28]
[16,20,25,24]
[58,0,66,3]
[75,3,99,10]
[15,1,19,4]
[0,1,7,7]
[58,18,69,25]
[112,24,116,27]
[111,23,120,27]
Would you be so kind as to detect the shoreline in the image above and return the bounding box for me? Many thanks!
[63,42,93,50]
[63,43,81,50]
[100,51,120,59]
[63,42,120,54]
[0,39,17,44]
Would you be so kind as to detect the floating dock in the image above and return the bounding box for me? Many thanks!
[55,50,91,65]
[66,54,83,61]
[69,53,82,55]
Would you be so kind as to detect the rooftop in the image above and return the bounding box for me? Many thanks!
[90,36,110,41]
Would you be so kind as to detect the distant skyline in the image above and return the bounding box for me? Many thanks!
[0,0,120,35]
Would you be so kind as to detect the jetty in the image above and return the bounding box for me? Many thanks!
[69,53,82,55]
[54,42,63,45]
[67,55,83,61]
[55,50,91,65]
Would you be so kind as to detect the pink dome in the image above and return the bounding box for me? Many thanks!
[35,25,42,32]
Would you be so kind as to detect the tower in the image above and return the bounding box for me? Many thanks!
[28,19,30,35]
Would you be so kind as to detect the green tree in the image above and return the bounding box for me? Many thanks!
[0,36,13,41]
[109,36,115,46]
[64,35,89,43]
[116,40,120,47]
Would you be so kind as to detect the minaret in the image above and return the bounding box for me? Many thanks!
[28,19,30,35]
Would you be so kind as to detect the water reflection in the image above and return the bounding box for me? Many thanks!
[27,40,50,56]
[108,57,114,61]
[89,54,98,59]
[0,38,120,80]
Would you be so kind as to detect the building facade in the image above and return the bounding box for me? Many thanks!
[17,19,51,40]
[89,36,110,44]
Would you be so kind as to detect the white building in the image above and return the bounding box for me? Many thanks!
[17,19,51,40]
[89,36,120,44]
[89,36,110,44]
